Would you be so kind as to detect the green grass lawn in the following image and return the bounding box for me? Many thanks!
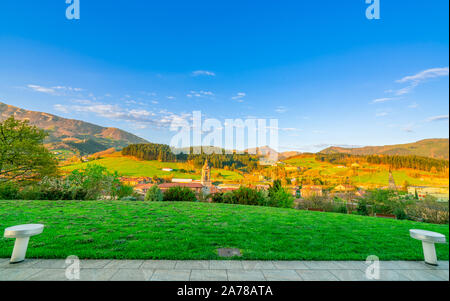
[0,200,448,261]
[61,156,243,181]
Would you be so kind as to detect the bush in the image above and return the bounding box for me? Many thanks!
[145,185,163,202]
[356,199,370,216]
[268,188,294,208]
[0,182,19,200]
[210,192,225,203]
[17,185,43,200]
[334,204,348,214]
[406,196,449,224]
[232,187,267,206]
[394,208,407,220]
[163,186,196,202]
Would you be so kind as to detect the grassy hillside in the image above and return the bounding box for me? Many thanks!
[0,201,448,260]
[0,102,148,155]
[284,155,449,187]
[320,139,449,160]
[61,154,243,181]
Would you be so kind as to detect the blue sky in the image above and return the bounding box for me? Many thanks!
[0,0,448,152]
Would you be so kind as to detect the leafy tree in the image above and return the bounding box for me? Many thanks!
[163,186,196,202]
[145,185,163,202]
[0,116,57,183]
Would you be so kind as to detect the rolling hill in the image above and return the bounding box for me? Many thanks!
[0,102,149,155]
[320,139,449,160]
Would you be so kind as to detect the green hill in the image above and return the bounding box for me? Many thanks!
[320,139,449,160]
[0,102,149,155]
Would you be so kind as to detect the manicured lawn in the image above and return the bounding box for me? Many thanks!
[0,200,448,260]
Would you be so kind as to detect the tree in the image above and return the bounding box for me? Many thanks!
[0,116,57,183]
[145,185,163,202]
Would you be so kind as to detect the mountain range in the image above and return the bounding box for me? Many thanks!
[320,139,449,160]
[1,101,448,160]
[0,102,148,155]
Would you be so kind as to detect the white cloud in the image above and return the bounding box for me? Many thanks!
[27,84,56,94]
[375,111,388,117]
[53,102,192,129]
[187,90,214,98]
[27,84,84,96]
[275,106,287,113]
[192,70,216,77]
[408,103,419,109]
[372,97,396,103]
[231,92,246,102]
[427,115,449,122]
[396,67,449,84]
[392,67,449,96]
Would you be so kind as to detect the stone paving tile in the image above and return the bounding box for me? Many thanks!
[296,270,339,281]
[0,259,40,269]
[227,270,266,281]
[242,261,276,270]
[103,260,144,269]
[378,270,411,281]
[272,261,309,270]
[0,268,42,281]
[175,260,209,270]
[80,260,112,269]
[391,261,436,270]
[262,270,302,281]
[79,269,120,281]
[393,269,445,281]
[379,261,402,270]
[333,261,368,270]
[0,258,10,264]
[32,259,67,269]
[141,260,177,269]
[304,261,341,270]
[329,269,368,281]
[190,269,228,281]
[430,270,449,281]
[26,269,68,281]
[437,261,449,270]
[209,261,243,270]
[110,269,153,281]
[151,270,191,281]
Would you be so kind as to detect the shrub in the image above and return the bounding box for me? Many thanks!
[394,208,407,220]
[17,185,43,200]
[232,187,267,206]
[406,196,449,224]
[0,182,19,200]
[356,199,370,216]
[268,188,294,208]
[163,186,196,202]
[210,192,224,203]
[334,204,348,214]
[145,185,163,202]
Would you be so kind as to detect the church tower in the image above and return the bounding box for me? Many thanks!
[201,159,212,187]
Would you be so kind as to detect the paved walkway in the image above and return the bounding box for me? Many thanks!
[0,258,448,281]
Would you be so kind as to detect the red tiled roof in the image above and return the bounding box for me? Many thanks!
[158,183,203,189]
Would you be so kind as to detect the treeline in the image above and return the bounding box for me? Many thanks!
[315,153,449,172]
[188,153,259,171]
[122,143,259,171]
[122,143,180,161]
[366,155,449,172]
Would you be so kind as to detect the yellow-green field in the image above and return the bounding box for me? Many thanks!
[284,156,449,188]
[61,155,243,181]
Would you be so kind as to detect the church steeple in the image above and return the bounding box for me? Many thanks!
[201,159,211,187]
